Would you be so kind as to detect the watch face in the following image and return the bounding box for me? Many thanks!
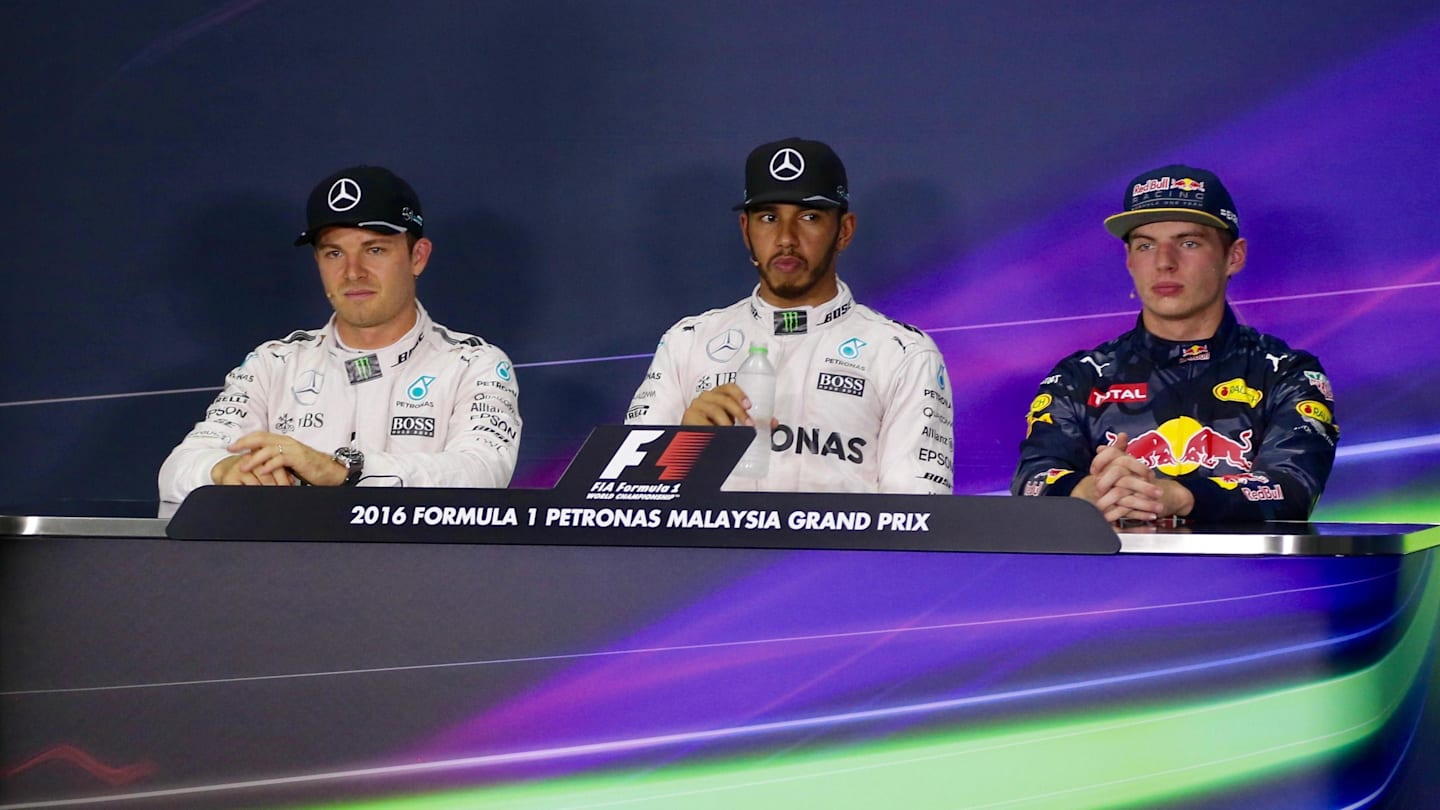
[333,447,364,485]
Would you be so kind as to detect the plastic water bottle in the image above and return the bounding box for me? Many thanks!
[733,343,776,478]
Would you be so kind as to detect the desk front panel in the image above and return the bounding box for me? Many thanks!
[4,531,1439,808]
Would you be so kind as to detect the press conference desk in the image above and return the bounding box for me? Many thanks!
[3,490,1439,809]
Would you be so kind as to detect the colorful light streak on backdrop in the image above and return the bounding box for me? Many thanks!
[514,18,1440,525]
[274,551,1440,809]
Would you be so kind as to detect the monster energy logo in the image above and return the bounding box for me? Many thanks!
[345,353,384,385]
[774,310,808,334]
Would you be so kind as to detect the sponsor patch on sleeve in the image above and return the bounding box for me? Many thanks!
[1296,400,1333,425]
[1213,378,1262,407]
[1304,371,1334,400]
[1025,394,1054,437]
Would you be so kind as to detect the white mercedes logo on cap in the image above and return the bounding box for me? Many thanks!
[769,148,804,182]
[327,178,361,212]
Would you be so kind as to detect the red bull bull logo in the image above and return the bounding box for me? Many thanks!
[1172,177,1205,192]
[1179,344,1210,363]
[1121,417,1254,476]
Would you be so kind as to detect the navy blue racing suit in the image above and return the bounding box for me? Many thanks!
[1011,306,1338,521]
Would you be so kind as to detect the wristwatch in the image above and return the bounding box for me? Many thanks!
[332,446,365,486]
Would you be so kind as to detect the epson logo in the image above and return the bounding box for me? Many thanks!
[391,416,436,437]
[816,373,866,397]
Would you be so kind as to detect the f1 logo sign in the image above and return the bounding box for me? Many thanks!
[599,430,713,481]
[600,430,663,479]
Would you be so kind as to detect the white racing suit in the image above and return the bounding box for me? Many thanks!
[159,302,520,509]
[626,281,953,493]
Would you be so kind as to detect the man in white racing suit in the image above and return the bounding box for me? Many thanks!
[159,166,520,510]
[625,138,952,494]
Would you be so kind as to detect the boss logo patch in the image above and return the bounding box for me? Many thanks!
[391,416,436,437]
[816,373,866,397]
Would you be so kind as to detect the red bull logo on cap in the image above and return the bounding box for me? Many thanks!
[1118,416,1254,476]
[1131,176,1206,197]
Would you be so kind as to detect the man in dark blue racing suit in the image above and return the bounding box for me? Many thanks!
[1012,165,1338,523]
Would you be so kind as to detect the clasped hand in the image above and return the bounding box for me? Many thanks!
[1073,431,1194,523]
[210,431,346,487]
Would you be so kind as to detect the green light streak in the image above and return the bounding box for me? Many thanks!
[1316,493,1440,524]
[1315,472,1440,524]
[298,560,1440,810]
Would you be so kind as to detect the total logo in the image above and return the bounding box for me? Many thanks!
[1115,417,1253,476]
[1088,383,1147,407]
[407,375,437,401]
[837,337,867,360]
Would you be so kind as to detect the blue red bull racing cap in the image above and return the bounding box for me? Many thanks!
[1103,164,1240,240]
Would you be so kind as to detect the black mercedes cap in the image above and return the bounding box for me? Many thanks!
[1103,164,1240,240]
[734,137,849,211]
[294,165,425,246]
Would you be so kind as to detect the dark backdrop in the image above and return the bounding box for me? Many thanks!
[2,1,1438,518]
